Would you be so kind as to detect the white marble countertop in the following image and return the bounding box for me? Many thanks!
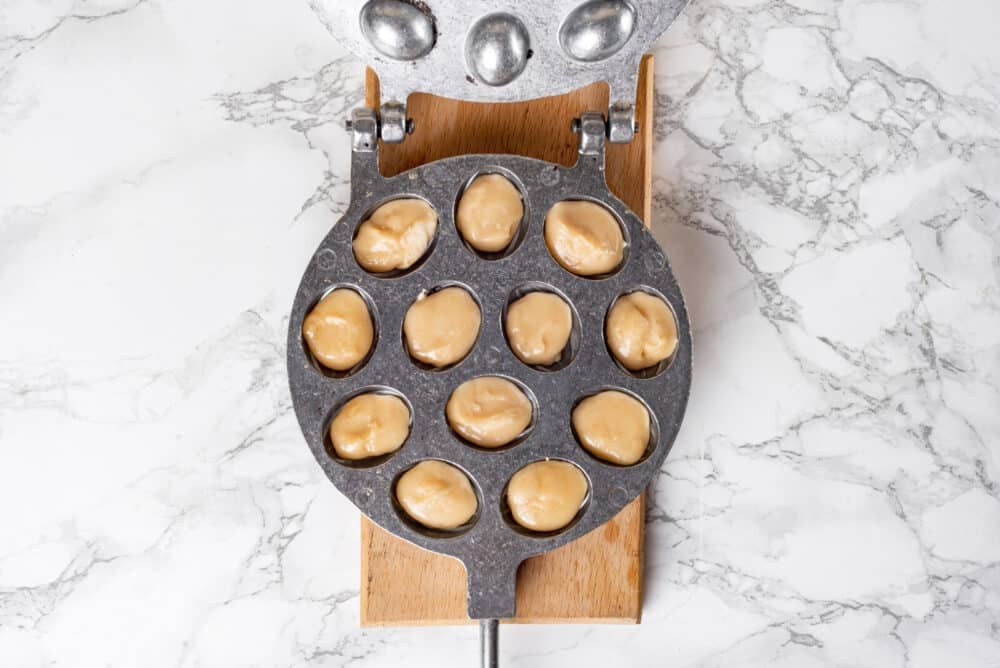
[2,1,999,666]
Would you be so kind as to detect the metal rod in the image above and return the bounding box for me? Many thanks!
[480,619,499,668]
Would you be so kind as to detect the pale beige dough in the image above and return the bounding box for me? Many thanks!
[456,174,524,253]
[505,292,573,366]
[403,287,481,367]
[572,390,651,465]
[353,198,437,273]
[302,289,374,371]
[506,460,588,532]
[446,376,532,448]
[395,460,478,530]
[606,291,678,371]
[329,393,410,460]
[544,200,624,276]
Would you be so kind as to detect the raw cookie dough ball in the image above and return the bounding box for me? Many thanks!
[456,174,524,253]
[506,460,588,532]
[353,198,437,273]
[572,390,651,465]
[404,287,481,367]
[447,376,532,448]
[505,292,573,366]
[544,200,624,276]
[303,289,374,371]
[329,393,410,460]
[396,460,478,530]
[606,291,678,371]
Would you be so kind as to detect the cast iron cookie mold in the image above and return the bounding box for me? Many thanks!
[287,113,692,619]
[290,3,693,664]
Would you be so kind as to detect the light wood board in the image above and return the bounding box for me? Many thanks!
[360,56,654,626]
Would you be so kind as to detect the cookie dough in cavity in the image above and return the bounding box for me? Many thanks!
[447,377,532,448]
[303,289,374,371]
[404,287,481,367]
[606,291,678,371]
[573,390,651,465]
[456,174,524,253]
[353,198,437,273]
[329,393,410,460]
[396,460,478,530]
[544,200,624,276]
[506,460,588,532]
[505,292,573,366]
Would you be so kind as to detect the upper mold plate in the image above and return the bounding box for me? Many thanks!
[311,0,690,105]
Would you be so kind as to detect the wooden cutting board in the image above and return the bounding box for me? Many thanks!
[360,56,654,626]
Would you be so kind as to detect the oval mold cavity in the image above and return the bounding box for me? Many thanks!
[465,12,530,86]
[559,0,636,63]
[360,0,436,61]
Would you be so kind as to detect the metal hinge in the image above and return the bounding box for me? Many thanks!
[350,100,637,148]
[345,102,413,145]
[571,107,640,154]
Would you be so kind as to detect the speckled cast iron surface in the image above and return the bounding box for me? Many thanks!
[287,147,691,619]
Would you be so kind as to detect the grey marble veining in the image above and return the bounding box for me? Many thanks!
[0,1,998,666]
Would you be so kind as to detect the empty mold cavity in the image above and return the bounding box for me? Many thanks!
[359,0,437,62]
[559,0,637,63]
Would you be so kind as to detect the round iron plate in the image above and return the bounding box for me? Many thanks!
[287,150,691,618]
